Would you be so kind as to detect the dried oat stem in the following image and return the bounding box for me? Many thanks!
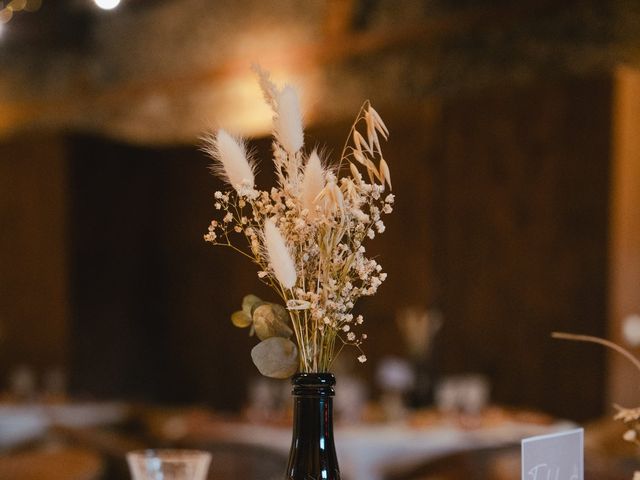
[337,100,371,173]
[552,332,640,374]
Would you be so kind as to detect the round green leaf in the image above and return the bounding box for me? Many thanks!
[251,337,298,379]
[242,294,263,317]
[253,304,293,340]
[231,310,252,328]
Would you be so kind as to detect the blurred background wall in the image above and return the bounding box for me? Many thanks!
[1,0,640,421]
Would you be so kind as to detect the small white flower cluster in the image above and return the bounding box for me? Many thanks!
[615,405,640,480]
[204,67,393,372]
[615,406,640,445]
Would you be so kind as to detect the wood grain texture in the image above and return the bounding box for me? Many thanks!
[432,76,611,420]
[0,135,70,382]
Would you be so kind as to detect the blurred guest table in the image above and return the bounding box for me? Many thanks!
[0,401,129,450]
[157,407,574,480]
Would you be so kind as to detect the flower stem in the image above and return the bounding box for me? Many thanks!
[552,332,640,374]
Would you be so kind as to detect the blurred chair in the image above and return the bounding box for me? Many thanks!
[191,441,287,480]
[0,447,103,480]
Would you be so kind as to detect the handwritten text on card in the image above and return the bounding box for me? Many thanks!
[521,428,583,480]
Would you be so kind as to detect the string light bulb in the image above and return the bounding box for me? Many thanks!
[94,0,121,10]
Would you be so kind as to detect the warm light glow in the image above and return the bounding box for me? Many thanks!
[94,0,121,10]
[0,8,13,24]
[9,0,28,11]
[24,0,42,12]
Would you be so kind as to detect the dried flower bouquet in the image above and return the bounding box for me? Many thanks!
[204,67,394,378]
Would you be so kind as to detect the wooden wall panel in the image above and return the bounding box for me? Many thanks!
[434,76,611,421]
[68,139,173,399]
[0,135,69,385]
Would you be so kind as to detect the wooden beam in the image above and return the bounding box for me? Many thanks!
[607,65,640,408]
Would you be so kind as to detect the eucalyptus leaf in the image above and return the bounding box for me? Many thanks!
[253,304,293,340]
[231,310,252,328]
[242,294,263,317]
[251,301,268,316]
[269,303,290,324]
[251,337,298,379]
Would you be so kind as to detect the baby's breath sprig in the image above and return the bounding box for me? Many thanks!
[204,67,394,377]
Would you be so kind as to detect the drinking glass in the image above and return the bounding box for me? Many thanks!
[127,449,211,480]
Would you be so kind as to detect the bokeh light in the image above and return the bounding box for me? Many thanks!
[0,0,41,27]
[9,0,28,11]
[24,0,42,12]
[94,0,121,10]
[0,8,13,24]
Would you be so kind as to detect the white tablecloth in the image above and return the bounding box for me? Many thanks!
[194,418,575,480]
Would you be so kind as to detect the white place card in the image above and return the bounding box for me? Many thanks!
[521,428,583,480]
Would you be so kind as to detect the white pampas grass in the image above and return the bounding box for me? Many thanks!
[274,85,304,155]
[300,150,325,219]
[204,129,255,192]
[264,218,297,289]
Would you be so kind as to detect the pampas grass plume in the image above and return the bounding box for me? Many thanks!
[264,218,297,289]
[205,129,255,191]
[301,150,325,219]
[274,85,304,155]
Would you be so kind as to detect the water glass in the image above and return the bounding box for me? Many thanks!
[127,449,211,480]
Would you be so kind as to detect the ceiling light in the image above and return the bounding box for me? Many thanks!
[94,0,121,10]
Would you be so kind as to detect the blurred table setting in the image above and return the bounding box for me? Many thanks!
[0,400,130,450]
[148,401,572,480]
[0,365,130,451]
[0,312,575,480]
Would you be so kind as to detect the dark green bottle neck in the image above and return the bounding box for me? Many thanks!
[291,373,336,440]
[286,373,340,480]
[291,372,336,396]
